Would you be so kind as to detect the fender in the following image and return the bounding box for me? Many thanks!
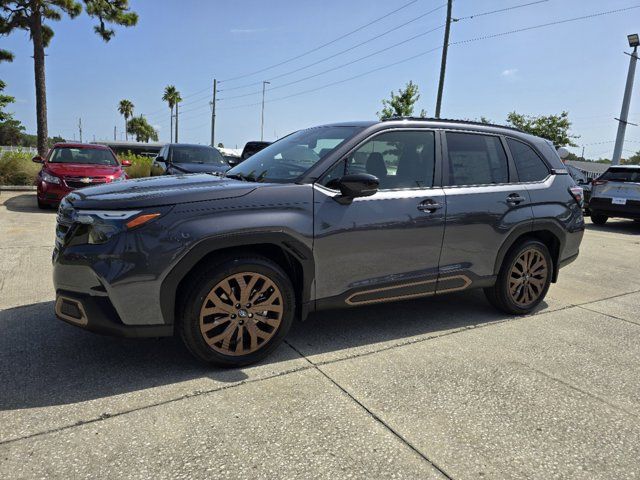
[493,218,566,281]
[159,230,315,326]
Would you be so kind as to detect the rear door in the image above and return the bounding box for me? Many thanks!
[438,131,533,289]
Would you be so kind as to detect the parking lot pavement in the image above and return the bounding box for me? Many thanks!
[1,190,639,479]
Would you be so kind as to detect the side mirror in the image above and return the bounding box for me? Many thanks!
[31,155,44,164]
[156,155,166,163]
[334,173,379,203]
[227,157,241,167]
[120,159,132,167]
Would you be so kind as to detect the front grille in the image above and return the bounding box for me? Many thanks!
[64,176,108,189]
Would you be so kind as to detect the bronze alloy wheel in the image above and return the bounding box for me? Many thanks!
[199,272,284,356]
[508,248,549,308]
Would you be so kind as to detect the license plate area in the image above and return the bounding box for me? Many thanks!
[612,197,627,205]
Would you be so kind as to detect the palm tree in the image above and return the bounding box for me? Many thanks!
[162,85,180,143]
[118,100,134,141]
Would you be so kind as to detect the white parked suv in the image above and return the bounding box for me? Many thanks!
[589,165,640,224]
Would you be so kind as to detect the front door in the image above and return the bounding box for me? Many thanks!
[313,129,446,307]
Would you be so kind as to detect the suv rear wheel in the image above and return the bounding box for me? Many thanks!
[179,256,295,367]
[590,212,608,225]
[484,239,552,315]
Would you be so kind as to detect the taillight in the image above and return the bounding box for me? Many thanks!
[569,186,583,206]
[592,179,607,186]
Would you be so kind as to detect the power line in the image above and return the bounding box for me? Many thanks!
[220,0,420,83]
[456,0,548,20]
[217,4,640,112]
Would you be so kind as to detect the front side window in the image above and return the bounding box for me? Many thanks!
[49,147,118,166]
[227,126,362,182]
[321,130,436,190]
[170,146,226,165]
[446,132,508,186]
[507,138,549,182]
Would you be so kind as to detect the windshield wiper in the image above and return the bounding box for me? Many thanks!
[225,173,254,182]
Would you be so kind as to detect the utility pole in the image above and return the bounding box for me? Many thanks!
[581,145,585,160]
[78,118,83,143]
[210,78,217,147]
[175,101,179,143]
[261,81,270,141]
[114,126,117,141]
[435,0,453,119]
[612,34,639,165]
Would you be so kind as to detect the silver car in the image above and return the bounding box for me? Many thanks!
[589,165,640,224]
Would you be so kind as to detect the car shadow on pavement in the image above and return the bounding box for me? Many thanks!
[0,291,551,410]
[2,193,56,213]
[584,219,639,235]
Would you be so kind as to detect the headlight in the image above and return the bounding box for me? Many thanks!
[42,171,61,184]
[67,209,166,245]
[110,173,127,182]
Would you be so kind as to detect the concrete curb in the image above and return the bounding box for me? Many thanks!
[0,185,37,192]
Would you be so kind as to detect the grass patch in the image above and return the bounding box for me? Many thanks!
[0,151,40,186]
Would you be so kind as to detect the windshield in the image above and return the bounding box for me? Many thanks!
[171,146,226,165]
[226,126,362,182]
[600,168,640,183]
[49,147,118,166]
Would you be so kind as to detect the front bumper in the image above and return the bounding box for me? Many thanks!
[55,290,173,337]
[589,197,640,219]
[37,181,72,203]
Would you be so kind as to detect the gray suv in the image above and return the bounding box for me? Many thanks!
[589,165,640,224]
[53,119,584,366]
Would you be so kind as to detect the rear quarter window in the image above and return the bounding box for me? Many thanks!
[506,138,549,182]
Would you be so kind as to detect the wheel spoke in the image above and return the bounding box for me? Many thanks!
[199,271,284,356]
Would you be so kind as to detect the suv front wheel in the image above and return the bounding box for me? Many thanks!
[179,256,295,367]
[484,239,553,315]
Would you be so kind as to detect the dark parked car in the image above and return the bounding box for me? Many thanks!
[589,165,640,224]
[565,164,592,212]
[33,143,131,209]
[52,119,584,366]
[151,144,229,176]
[241,141,271,161]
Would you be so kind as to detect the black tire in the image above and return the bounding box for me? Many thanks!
[178,255,295,367]
[590,212,608,225]
[484,239,553,315]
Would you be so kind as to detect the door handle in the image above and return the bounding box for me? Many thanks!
[417,199,442,213]
[506,193,525,205]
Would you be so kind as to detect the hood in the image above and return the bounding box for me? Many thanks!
[65,173,257,210]
[45,162,122,177]
[168,162,229,174]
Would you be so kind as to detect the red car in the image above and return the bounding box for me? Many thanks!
[33,143,131,209]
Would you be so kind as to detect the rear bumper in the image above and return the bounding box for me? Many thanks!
[590,197,640,219]
[55,290,173,338]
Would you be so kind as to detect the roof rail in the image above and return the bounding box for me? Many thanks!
[380,116,526,134]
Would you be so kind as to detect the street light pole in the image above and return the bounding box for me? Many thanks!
[210,78,217,147]
[612,34,639,165]
[261,81,270,141]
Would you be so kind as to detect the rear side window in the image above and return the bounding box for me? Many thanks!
[445,132,508,186]
[600,168,640,183]
[507,138,549,182]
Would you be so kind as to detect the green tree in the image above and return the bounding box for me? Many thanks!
[623,150,640,165]
[126,115,158,143]
[217,142,224,148]
[0,79,25,145]
[118,99,134,141]
[506,111,578,147]
[162,85,182,143]
[0,1,138,155]
[377,81,427,120]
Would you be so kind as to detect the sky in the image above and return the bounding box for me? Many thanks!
[1,0,639,159]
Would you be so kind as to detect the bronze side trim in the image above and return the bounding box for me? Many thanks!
[345,274,472,306]
[55,296,89,326]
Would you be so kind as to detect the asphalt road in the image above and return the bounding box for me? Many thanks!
[1,191,639,479]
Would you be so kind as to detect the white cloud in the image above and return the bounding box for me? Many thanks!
[501,68,519,78]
